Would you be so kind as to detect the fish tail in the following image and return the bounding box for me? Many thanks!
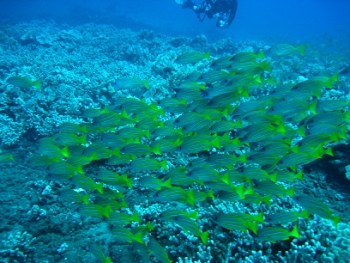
[199,231,209,245]
[7,154,15,162]
[207,189,215,199]
[152,144,162,155]
[111,148,121,158]
[259,61,271,71]
[101,205,112,219]
[291,145,299,153]
[246,221,258,235]
[143,79,149,89]
[121,174,133,188]
[79,125,88,133]
[82,194,89,205]
[220,172,230,185]
[296,125,305,136]
[89,152,100,161]
[324,147,333,156]
[297,44,306,56]
[254,212,264,223]
[295,171,304,181]
[257,50,265,59]
[80,134,87,144]
[330,72,339,83]
[132,231,145,244]
[162,178,173,189]
[33,79,41,89]
[254,74,262,84]
[61,146,71,158]
[211,136,221,149]
[236,184,245,199]
[75,165,85,175]
[131,213,141,222]
[262,195,272,206]
[308,100,318,115]
[186,190,195,206]
[189,211,198,220]
[95,183,104,194]
[299,210,309,219]
[243,185,255,196]
[289,166,297,172]
[332,215,341,228]
[286,187,295,197]
[160,160,168,170]
[269,172,278,183]
[237,154,247,163]
[289,225,300,238]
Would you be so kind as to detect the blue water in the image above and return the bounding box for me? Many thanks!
[1,0,349,42]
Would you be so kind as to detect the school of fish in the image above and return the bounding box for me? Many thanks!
[23,43,349,263]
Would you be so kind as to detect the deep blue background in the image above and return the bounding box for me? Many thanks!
[0,0,349,42]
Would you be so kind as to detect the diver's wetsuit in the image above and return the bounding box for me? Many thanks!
[183,0,238,28]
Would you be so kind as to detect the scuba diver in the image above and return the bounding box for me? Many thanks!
[175,0,238,28]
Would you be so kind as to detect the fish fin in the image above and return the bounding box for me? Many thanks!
[299,210,309,220]
[289,225,300,238]
[143,79,149,89]
[152,144,162,155]
[33,80,41,89]
[308,100,318,115]
[246,221,258,235]
[332,215,341,228]
[211,136,221,149]
[160,160,168,170]
[132,231,145,244]
[269,172,278,183]
[61,146,71,158]
[297,44,306,56]
[295,171,303,181]
[200,231,209,245]
[162,178,173,189]
[204,51,211,59]
[262,195,272,206]
[82,194,89,205]
[95,183,104,194]
[132,213,141,222]
[255,212,264,223]
[286,187,295,197]
[186,190,195,206]
[75,165,85,175]
[257,50,264,59]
